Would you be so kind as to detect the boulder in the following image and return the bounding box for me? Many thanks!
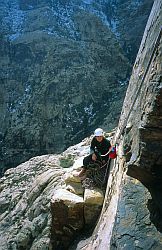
[84,188,104,225]
[64,168,84,195]
[84,188,104,205]
[51,189,84,249]
[66,182,84,196]
[64,172,81,184]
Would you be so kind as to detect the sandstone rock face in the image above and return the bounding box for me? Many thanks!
[0,136,105,249]
[110,177,162,249]
[0,154,65,250]
[50,143,105,249]
[0,1,161,249]
[115,0,162,233]
[50,185,105,249]
[51,189,84,250]
[84,188,104,225]
[0,0,153,174]
[71,1,162,249]
[64,172,84,195]
[70,150,124,250]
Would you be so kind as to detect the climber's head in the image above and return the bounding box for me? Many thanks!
[94,128,104,142]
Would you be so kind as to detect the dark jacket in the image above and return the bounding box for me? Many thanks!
[90,137,111,161]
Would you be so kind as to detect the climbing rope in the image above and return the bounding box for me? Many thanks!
[82,160,108,189]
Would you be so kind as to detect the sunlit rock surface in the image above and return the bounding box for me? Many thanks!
[0,154,64,249]
[0,150,60,249]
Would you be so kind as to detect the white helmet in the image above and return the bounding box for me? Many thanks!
[94,128,104,136]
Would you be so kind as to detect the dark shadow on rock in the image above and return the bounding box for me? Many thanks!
[68,226,94,250]
[127,163,162,233]
[147,198,162,233]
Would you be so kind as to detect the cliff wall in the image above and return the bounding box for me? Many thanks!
[77,0,162,249]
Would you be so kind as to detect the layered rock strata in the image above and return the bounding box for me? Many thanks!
[0,154,65,249]
[0,136,105,249]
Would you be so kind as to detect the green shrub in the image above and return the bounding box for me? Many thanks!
[60,154,74,168]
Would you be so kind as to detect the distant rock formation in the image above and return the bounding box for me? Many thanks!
[0,0,153,174]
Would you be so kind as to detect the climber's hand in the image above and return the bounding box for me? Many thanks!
[92,153,97,161]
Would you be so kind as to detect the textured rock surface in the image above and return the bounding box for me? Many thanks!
[0,154,65,249]
[0,0,153,174]
[51,189,84,250]
[69,150,124,250]
[50,151,105,249]
[110,176,162,249]
[70,1,162,249]
[0,1,161,249]
[116,0,162,233]
[0,136,104,250]
[113,1,162,248]
[84,188,104,225]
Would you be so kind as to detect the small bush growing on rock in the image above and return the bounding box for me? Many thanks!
[60,154,74,168]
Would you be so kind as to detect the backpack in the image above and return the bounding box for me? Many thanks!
[109,146,117,159]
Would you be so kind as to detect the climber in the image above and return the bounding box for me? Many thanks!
[77,128,111,179]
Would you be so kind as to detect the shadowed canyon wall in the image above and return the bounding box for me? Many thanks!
[0,0,153,175]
